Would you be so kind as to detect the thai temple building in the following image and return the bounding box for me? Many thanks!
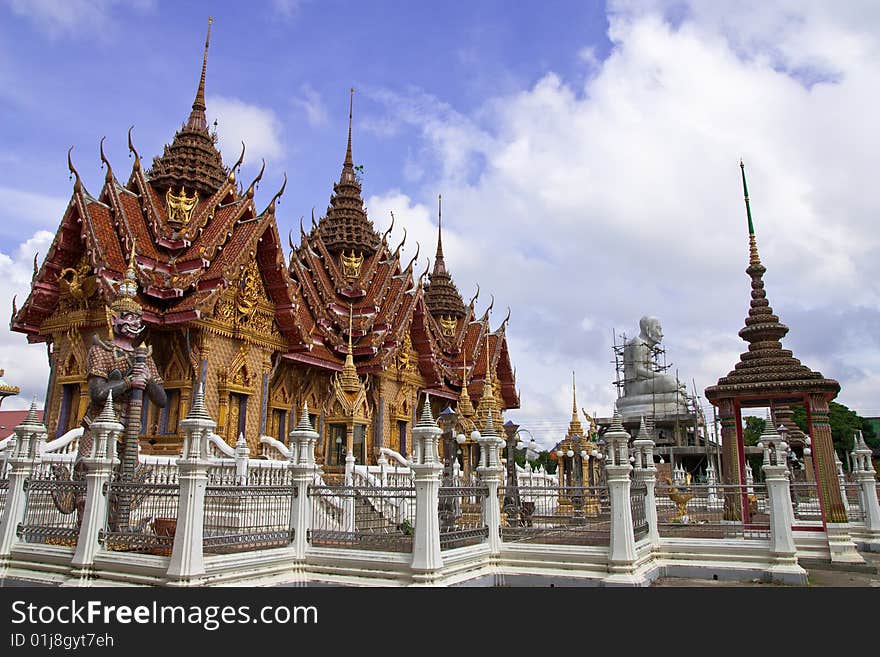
[8,22,519,471]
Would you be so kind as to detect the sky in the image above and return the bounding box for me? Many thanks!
[0,0,878,450]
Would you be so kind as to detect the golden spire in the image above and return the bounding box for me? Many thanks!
[340,303,360,393]
[111,240,141,315]
[567,371,585,439]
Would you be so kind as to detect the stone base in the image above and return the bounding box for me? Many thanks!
[826,525,866,564]
[766,562,808,585]
[616,393,690,423]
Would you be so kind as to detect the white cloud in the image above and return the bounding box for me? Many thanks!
[366,1,880,448]
[0,187,68,242]
[3,0,155,39]
[208,95,284,167]
[0,231,55,410]
[293,84,329,127]
[271,0,303,21]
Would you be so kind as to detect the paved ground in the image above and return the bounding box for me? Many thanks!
[651,550,880,586]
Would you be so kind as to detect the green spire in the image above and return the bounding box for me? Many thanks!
[740,159,755,236]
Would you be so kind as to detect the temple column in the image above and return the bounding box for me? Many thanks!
[760,429,807,584]
[718,399,742,521]
[603,412,643,586]
[71,394,121,576]
[807,394,862,563]
[476,422,503,556]
[289,405,319,559]
[851,434,880,551]
[410,401,443,583]
[0,404,44,565]
[167,389,216,584]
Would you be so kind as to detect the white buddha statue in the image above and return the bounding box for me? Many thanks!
[618,316,688,420]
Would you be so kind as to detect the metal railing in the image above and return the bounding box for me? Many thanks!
[499,485,611,546]
[101,478,180,554]
[655,484,770,539]
[790,482,823,523]
[203,484,296,554]
[18,467,86,546]
[438,486,489,550]
[631,483,649,542]
[307,484,415,552]
[843,483,864,523]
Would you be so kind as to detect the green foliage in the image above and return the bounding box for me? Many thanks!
[514,450,556,474]
[791,401,878,455]
[743,416,766,446]
[353,164,365,182]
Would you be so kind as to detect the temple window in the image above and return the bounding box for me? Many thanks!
[272,408,287,443]
[352,423,366,463]
[329,423,346,465]
[160,389,181,435]
[57,383,79,437]
[397,420,407,457]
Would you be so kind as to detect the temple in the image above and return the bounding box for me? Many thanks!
[9,23,519,471]
[704,162,861,561]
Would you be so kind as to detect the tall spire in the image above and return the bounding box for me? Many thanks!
[339,303,360,393]
[424,192,465,321]
[435,194,446,272]
[344,87,354,170]
[148,17,227,198]
[705,163,839,404]
[457,350,475,418]
[314,88,381,256]
[186,16,212,133]
[741,160,761,267]
[566,371,585,439]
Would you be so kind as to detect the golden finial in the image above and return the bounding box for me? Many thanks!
[339,303,360,393]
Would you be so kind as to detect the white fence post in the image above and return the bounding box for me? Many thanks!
[0,402,43,561]
[167,386,214,584]
[289,403,319,559]
[759,424,807,584]
[852,431,880,550]
[71,392,122,573]
[410,397,443,582]
[234,433,249,486]
[632,416,659,547]
[603,410,642,585]
[475,416,503,555]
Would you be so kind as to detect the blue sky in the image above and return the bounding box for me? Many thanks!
[2,0,880,449]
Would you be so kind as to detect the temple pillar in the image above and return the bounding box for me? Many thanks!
[718,399,742,521]
[807,394,863,563]
[410,401,443,582]
[71,394,121,575]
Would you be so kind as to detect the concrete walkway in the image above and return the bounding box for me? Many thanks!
[652,551,880,587]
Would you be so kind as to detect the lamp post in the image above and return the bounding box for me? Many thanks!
[503,420,522,523]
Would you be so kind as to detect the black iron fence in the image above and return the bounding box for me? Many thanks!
[438,485,489,550]
[18,467,86,547]
[631,483,649,542]
[101,479,180,554]
[790,482,822,523]
[203,484,296,554]
[307,484,415,552]
[499,485,611,546]
[655,484,769,539]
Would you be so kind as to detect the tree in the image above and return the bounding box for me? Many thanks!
[742,416,766,446]
[790,401,877,451]
[514,450,556,474]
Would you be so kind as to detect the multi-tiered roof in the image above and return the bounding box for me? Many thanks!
[705,162,839,405]
[12,19,299,344]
